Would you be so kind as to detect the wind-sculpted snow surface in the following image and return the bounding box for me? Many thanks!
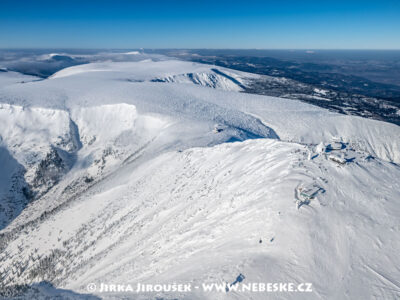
[0,70,39,88]
[0,61,277,231]
[0,59,399,299]
[50,60,255,91]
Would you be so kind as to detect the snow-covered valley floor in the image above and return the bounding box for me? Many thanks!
[0,59,399,299]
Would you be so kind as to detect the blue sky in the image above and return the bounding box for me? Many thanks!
[0,0,399,49]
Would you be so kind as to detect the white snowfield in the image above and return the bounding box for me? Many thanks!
[0,59,399,300]
[49,60,252,91]
[0,70,39,88]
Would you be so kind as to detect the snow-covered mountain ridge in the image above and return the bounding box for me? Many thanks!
[0,59,399,299]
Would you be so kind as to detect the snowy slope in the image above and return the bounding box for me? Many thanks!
[50,60,254,91]
[0,70,39,88]
[179,87,400,163]
[0,59,399,299]
[2,60,399,163]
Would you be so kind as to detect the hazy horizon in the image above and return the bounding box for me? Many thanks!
[1,0,399,49]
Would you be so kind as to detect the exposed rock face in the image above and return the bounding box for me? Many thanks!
[0,147,31,229]
[31,147,69,197]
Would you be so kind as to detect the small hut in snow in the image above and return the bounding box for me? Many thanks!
[328,153,346,165]
[299,184,321,200]
[213,124,224,133]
